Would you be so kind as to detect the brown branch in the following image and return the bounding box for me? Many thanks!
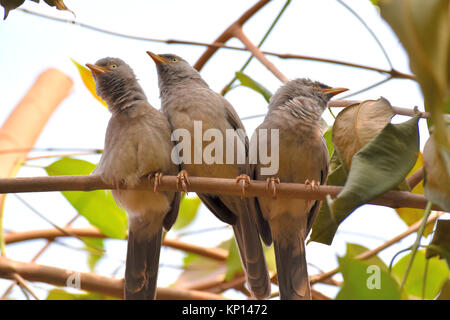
[309,211,444,285]
[5,227,229,262]
[1,214,80,299]
[194,0,271,70]
[407,167,424,190]
[0,257,227,300]
[329,99,431,119]
[232,26,288,82]
[0,175,440,211]
[17,7,416,81]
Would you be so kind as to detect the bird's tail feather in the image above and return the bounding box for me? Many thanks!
[274,235,311,300]
[233,202,270,299]
[124,228,162,300]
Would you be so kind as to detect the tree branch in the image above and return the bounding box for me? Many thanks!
[5,227,228,262]
[0,257,227,300]
[194,0,271,70]
[309,211,445,285]
[0,175,440,211]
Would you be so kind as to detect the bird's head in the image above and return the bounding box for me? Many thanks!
[86,57,145,112]
[271,78,348,106]
[146,52,206,92]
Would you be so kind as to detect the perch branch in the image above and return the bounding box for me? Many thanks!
[0,256,226,300]
[0,175,440,211]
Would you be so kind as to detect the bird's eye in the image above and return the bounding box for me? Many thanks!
[110,64,117,69]
[171,57,178,62]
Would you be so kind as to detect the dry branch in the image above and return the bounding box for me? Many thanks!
[0,257,227,300]
[4,228,228,262]
[0,175,440,211]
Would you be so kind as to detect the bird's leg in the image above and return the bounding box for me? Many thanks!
[176,169,190,194]
[266,177,280,199]
[147,172,164,193]
[114,177,121,194]
[235,174,251,199]
[305,179,320,207]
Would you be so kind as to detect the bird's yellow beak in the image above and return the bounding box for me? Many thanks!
[320,87,348,97]
[86,64,109,76]
[146,51,169,65]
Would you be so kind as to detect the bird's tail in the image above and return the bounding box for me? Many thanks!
[124,228,163,300]
[274,235,311,300]
[233,201,271,299]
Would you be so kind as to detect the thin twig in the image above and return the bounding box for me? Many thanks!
[1,214,79,299]
[339,76,393,99]
[336,0,393,69]
[232,26,288,83]
[16,7,416,80]
[400,202,433,292]
[221,0,291,95]
[11,273,40,300]
[310,211,444,285]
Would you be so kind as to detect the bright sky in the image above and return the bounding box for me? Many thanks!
[0,0,432,299]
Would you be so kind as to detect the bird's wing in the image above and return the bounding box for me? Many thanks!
[163,191,181,231]
[306,136,329,233]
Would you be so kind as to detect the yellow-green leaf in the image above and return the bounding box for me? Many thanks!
[71,58,107,108]
[395,153,434,236]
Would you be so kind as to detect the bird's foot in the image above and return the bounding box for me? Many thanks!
[305,179,320,207]
[305,179,320,191]
[266,177,280,199]
[113,177,121,194]
[176,169,190,194]
[147,172,164,192]
[235,174,251,199]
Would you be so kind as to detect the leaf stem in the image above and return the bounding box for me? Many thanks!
[399,201,433,292]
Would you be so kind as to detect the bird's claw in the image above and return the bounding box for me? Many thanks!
[305,179,320,207]
[235,174,251,199]
[176,169,190,194]
[266,177,280,199]
[148,172,164,193]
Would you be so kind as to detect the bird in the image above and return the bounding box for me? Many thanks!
[147,52,271,299]
[86,57,181,300]
[252,78,347,299]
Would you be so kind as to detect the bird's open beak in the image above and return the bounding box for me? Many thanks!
[146,51,169,65]
[86,64,109,76]
[320,87,348,97]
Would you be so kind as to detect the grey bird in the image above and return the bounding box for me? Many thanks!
[252,78,347,300]
[147,52,271,299]
[87,58,180,300]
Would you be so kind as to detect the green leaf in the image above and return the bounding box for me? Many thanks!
[378,0,449,154]
[263,243,276,273]
[1,0,24,19]
[225,237,244,281]
[426,219,450,267]
[82,237,105,272]
[309,152,347,245]
[336,244,401,300]
[327,114,420,242]
[323,127,334,158]
[173,195,201,230]
[392,250,449,299]
[235,72,272,103]
[395,153,434,236]
[45,158,128,239]
[46,288,106,300]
